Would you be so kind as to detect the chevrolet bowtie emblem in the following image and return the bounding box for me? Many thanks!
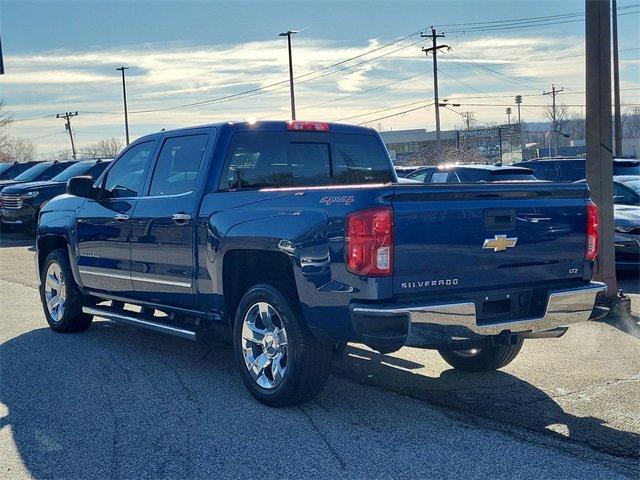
[483,234,518,252]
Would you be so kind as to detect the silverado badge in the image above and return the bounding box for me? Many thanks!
[483,234,518,252]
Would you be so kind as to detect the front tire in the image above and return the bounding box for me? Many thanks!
[233,284,332,407]
[437,337,524,372]
[40,249,93,333]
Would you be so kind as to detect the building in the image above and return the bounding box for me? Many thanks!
[380,126,523,165]
[379,128,458,165]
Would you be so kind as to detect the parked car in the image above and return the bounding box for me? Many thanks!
[1,159,110,230]
[612,176,640,272]
[36,120,605,407]
[515,157,640,182]
[405,164,538,183]
[0,161,78,191]
[0,160,43,181]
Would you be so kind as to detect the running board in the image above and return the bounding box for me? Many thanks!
[83,307,197,341]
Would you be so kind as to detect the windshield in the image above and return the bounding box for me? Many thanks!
[12,163,52,181]
[625,180,640,196]
[0,164,13,175]
[50,162,92,182]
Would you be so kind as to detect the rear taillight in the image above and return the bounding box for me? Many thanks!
[585,200,599,261]
[286,121,330,132]
[345,206,393,276]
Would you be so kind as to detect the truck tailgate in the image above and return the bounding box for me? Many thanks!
[392,183,589,295]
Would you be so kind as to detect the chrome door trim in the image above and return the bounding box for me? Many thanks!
[79,268,191,288]
[130,274,191,288]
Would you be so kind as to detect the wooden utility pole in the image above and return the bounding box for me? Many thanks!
[586,0,617,299]
[612,0,623,156]
[56,111,78,159]
[422,27,448,163]
[543,84,564,155]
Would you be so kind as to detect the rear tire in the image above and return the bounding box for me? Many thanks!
[437,337,524,372]
[233,284,332,407]
[40,249,93,333]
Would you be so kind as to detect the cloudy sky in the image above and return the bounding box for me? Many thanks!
[1,0,639,157]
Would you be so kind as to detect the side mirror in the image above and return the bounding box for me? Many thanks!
[67,176,98,199]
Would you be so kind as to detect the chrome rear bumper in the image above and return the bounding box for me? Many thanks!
[350,282,606,351]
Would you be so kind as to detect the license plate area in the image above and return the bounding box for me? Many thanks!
[476,288,548,325]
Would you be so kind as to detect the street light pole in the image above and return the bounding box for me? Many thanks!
[514,95,523,124]
[116,67,130,145]
[279,30,299,120]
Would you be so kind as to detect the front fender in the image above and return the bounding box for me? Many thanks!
[37,196,85,287]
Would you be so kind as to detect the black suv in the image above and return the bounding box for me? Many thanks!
[0,161,43,181]
[1,159,110,231]
[515,157,640,182]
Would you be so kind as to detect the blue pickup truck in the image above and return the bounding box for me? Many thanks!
[36,121,606,406]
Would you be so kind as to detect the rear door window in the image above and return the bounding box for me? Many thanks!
[528,162,560,181]
[430,172,450,183]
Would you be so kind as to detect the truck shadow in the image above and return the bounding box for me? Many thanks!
[333,345,639,462]
[1,324,637,479]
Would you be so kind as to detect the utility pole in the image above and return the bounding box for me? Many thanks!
[56,111,78,159]
[543,84,564,155]
[461,111,474,130]
[279,30,299,120]
[586,0,617,301]
[514,95,523,124]
[116,67,130,145]
[506,107,512,125]
[612,0,622,156]
[422,27,448,163]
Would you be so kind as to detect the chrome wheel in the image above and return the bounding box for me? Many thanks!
[45,262,66,323]
[241,302,288,389]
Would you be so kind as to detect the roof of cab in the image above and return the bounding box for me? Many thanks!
[135,120,376,142]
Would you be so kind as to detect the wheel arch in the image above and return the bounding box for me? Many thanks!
[222,249,299,328]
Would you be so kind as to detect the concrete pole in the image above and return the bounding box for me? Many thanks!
[585,0,617,299]
[612,0,623,156]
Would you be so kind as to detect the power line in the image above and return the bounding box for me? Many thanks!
[356,103,435,126]
[128,39,426,114]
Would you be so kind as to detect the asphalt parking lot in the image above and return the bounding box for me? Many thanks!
[1,230,639,479]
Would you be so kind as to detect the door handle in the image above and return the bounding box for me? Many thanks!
[172,213,191,224]
[113,213,130,222]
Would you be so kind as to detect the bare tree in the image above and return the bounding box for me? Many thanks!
[0,100,36,162]
[563,112,586,143]
[78,137,123,159]
[622,105,640,139]
[543,103,571,146]
[0,137,35,163]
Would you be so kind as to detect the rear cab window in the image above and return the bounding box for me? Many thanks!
[219,132,393,190]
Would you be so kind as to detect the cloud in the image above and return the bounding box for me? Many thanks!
[3,33,638,154]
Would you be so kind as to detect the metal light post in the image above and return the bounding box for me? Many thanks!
[116,67,130,145]
[514,95,523,124]
[279,30,299,120]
